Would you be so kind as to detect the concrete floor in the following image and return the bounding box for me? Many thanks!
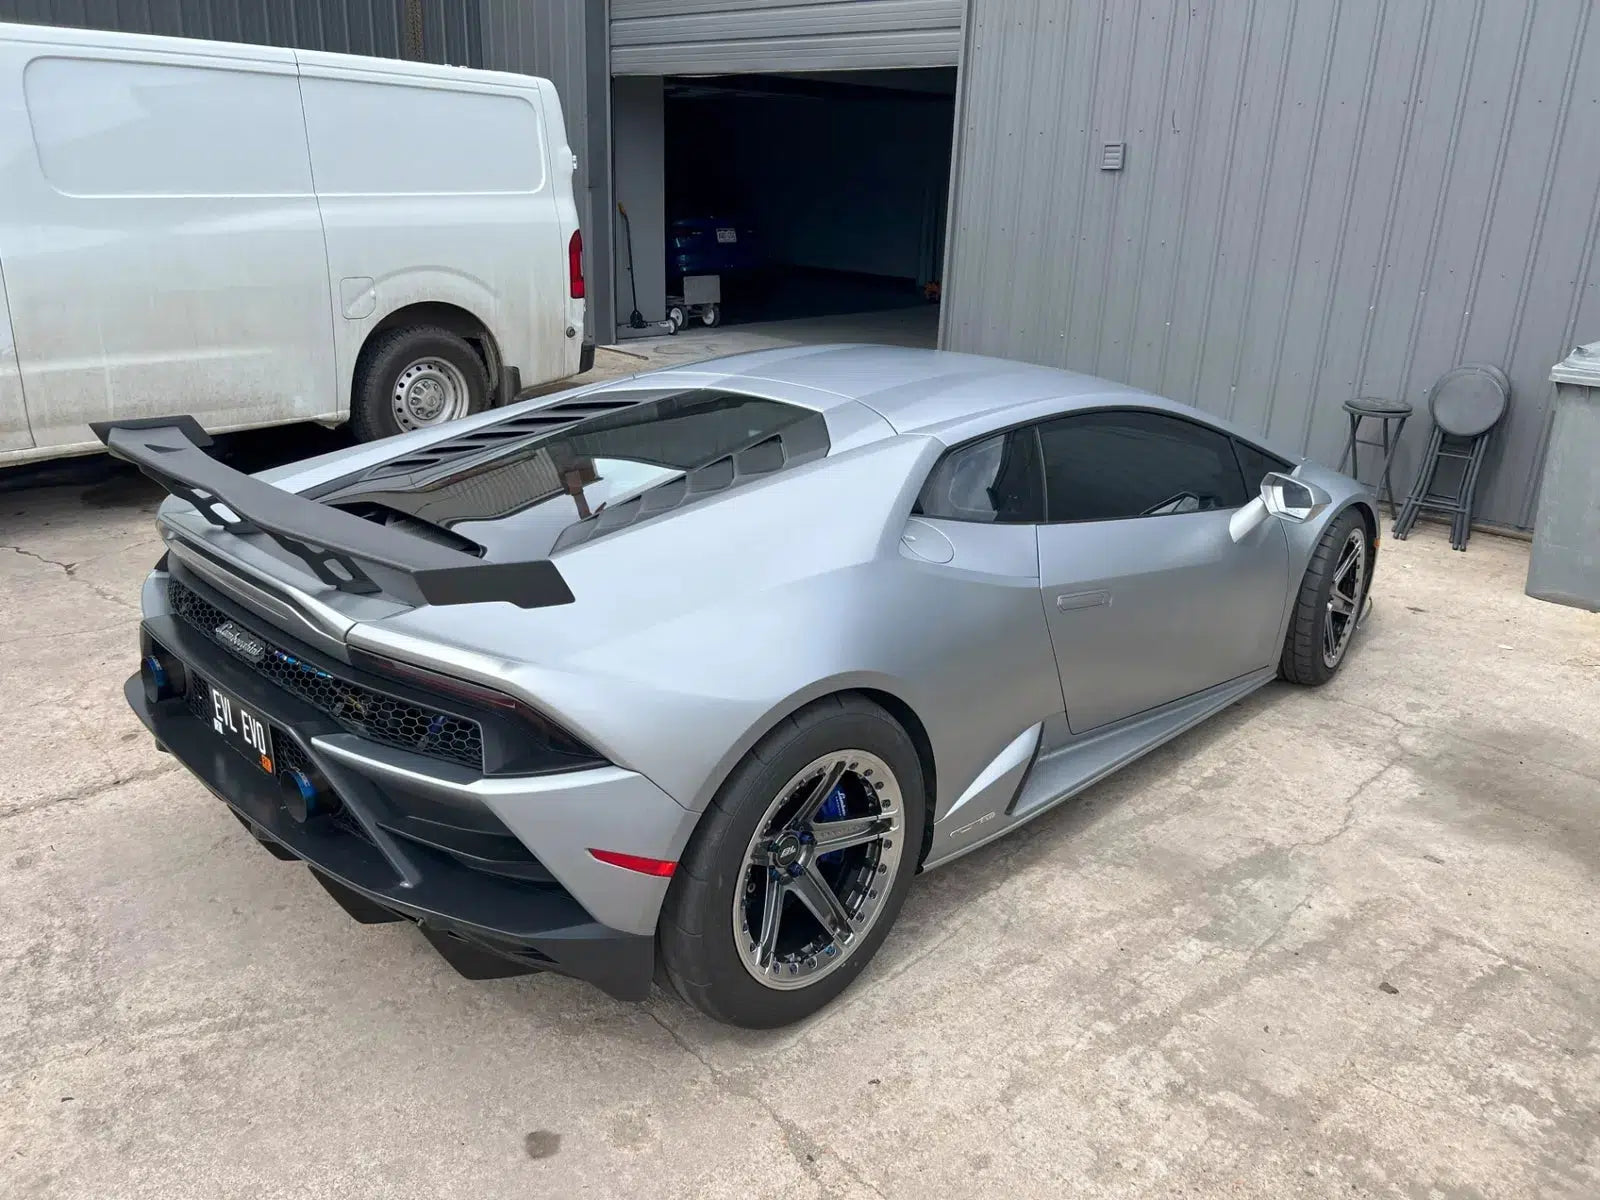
[2,457,1598,1197]
[608,304,941,364]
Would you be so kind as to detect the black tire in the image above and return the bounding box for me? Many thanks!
[350,325,490,443]
[658,694,926,1028]
[1279,508,1372,686]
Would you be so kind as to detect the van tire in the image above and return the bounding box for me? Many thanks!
[350,325,490,442]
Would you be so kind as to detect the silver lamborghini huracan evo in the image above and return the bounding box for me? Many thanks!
[106,345,1376,1027]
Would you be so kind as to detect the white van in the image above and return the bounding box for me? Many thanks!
[0,22,589,467]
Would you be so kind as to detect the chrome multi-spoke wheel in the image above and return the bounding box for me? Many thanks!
[1280,509,1374,686]
[660,695,925,1027]
[1321,528,1367,668]
[734,751,904,989]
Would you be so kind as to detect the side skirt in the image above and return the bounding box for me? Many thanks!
[922,667,1276,869]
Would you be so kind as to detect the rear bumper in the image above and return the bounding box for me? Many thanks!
[579,339,596,373]
[127,590,690,1001]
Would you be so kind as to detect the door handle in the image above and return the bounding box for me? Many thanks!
[1056,590,1111,612]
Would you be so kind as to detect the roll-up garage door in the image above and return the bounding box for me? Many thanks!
[611,0,964,75]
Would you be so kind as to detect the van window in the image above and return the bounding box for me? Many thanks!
[299,78,546,195]
[23,57,312,197]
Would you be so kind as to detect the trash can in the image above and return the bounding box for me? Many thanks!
[1526,340,1600,611]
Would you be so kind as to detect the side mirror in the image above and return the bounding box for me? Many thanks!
[1260,472,1331,523]
[1228,472,1333,541]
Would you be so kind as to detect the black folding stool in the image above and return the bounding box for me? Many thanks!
[1338,395,1412,515]
[1391,364,1510,551]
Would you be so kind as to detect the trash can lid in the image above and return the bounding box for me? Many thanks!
[1550,341,1600,388]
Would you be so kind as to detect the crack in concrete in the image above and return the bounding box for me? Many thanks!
[2,543,76,573]
[1324,692,1600,786]
[2,543,142,614]
[643,1007,887,1199]
[0,761,181,822]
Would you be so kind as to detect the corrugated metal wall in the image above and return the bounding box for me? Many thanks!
[0,0,482,64]
[611,0,964,75]
[942,0,1600,530]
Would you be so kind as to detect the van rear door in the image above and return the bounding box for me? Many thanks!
[294,53,573,409]
[0,30,337,450]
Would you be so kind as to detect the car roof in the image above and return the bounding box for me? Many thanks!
[636,344,1299,457]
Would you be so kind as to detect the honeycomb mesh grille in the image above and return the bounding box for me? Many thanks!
[168,578,483,769]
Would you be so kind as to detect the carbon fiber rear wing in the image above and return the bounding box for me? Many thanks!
[91,418,574,610]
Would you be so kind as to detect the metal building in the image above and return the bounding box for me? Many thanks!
[4,0,1596,532]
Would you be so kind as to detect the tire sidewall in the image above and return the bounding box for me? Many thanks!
[662,702,925,1027]
[1299,510,1371,682]
[353,328,489,442]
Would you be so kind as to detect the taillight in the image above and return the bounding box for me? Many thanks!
[348,648,604,775]
[568,229,585,299]
[588,849,676,877]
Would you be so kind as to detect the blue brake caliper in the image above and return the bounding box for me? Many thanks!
[817,783,849,865]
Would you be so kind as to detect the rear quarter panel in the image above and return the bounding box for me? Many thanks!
[350,433,1062,823]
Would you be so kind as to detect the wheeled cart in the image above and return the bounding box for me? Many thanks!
[665,274,722,332]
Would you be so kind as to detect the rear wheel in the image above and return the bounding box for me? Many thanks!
[658,695,925,1028]
[350,325,490,442]
[1279,509,1371,685]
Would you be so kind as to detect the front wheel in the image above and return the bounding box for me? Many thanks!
[1279,510,1372,685]
[658,695,925,1028]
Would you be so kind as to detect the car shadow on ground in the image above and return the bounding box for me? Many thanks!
[489,682,1291,1041]
[0,420,354,509]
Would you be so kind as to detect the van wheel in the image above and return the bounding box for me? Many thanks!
[351,326,489,442]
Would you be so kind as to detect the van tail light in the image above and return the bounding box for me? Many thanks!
[568,229,585,299]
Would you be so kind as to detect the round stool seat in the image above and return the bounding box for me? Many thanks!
[1428,365,1508,438]
[1344,395,1413,417]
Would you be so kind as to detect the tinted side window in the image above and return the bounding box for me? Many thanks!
[1038,411,1249,522]
[916,429,1044,523]
[1232,439,1294,493]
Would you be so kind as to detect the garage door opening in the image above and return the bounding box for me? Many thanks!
[659,69,956,344]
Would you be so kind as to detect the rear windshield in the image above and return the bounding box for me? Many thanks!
[329,389,822,555]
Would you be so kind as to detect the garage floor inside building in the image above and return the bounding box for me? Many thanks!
[594,306,939,381]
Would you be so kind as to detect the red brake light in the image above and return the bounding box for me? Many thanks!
[588,849,676,877]
[568,229,585,299]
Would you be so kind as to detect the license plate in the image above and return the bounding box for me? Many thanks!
[715,227,737,243]
[203,679,274,774]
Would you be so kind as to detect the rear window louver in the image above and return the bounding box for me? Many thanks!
[319,395,644,492]
[548,416,828,553]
